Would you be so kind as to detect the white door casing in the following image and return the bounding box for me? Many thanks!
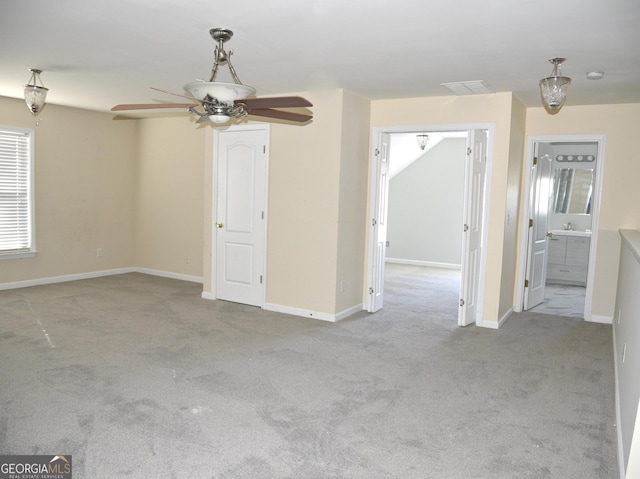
[523,143,553,310]
[367,124,492,324]
[515,134,606,322]
[458,129,488,326]
[367,133,391,312]
[213,125,268,307]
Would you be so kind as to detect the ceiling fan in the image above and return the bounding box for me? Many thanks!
[111,28,313,125]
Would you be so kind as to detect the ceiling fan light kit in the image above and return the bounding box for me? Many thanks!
[539,57,571,115]
[183,28,255,124]
[111,28,313,125]
[183,81,256,104]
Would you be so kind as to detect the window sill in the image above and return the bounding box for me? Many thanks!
[0,251,37,260]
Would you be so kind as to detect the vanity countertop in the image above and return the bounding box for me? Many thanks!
[549,230,592,238]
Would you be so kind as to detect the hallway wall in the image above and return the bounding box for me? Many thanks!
[386,138,466,267]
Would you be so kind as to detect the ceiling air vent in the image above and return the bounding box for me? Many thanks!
[441,80,493,95]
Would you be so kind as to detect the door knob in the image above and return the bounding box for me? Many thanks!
[216,222,224,228]
[546,231,553,237]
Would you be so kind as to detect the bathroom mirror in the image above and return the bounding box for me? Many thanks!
[552,168,593,214]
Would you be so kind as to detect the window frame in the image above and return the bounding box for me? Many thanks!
[0,125,36,259]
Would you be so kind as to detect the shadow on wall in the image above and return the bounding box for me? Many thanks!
[386,136,467,268]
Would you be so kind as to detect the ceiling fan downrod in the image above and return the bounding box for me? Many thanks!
[208,28,243,85]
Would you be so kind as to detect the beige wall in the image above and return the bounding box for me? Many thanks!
[0,96,137,284]
[524,103,640,318]
[135,117,206,279]
[499,97,527,317]
[335,90,371,313]
[0,97,206,287]
[3,91,638,325]
[370,92,520,324]
[201,89,370,317]
[265,89,344,313]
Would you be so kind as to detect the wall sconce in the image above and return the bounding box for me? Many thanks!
[416,133,429,150]
[24,69,49,121]
[539,58,571,114]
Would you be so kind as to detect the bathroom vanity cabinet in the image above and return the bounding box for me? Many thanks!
[546,234,590,285]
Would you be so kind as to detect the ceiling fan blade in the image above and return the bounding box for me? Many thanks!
[248,109,313,123]
[237,96,313,109]
[150,87,197,101]
[111,103,196,111]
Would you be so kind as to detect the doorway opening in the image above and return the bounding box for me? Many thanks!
[383,132,466,320]
[366,124,493,327]
[518,135,605,321]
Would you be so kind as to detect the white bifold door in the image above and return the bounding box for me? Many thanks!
[368,128,488,327]
[458,129,488,326]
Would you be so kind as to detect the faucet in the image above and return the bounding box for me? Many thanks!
[563,222,573,231]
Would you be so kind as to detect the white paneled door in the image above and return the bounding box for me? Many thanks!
[524,142,553,310]
[214,126,268,307]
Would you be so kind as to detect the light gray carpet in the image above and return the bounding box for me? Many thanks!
[0,268,617,478]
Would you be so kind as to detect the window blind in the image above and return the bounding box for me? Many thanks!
[0,128,33,254]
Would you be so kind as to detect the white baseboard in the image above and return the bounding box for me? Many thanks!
[335,304,366,321]
[264,302,364,322]
[498,308,513,327]
[475,318,499,329]
[586,314,613,324]
[476,308,512,329]
[201,295,363,322]
[0,267,202,291]
[386,258,461,270]
[264,303,337,322]
[0,267,135,291]
[134,267,202,284]
[3,270,362,324]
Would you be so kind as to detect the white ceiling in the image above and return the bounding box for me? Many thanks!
[1,0,639,115]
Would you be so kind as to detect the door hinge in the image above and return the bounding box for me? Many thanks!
[533,156,538,165]
[369,287,374,295]
[463,224,469,232]
[261,211,264,220]
[524,279,529,288]
[467,147,472,155]
[529,218,534,228]
[459,299,465,307]
[372,218,377,226]
[260,275,263,284]
[375,148,380,156]
[263,145,266,154]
